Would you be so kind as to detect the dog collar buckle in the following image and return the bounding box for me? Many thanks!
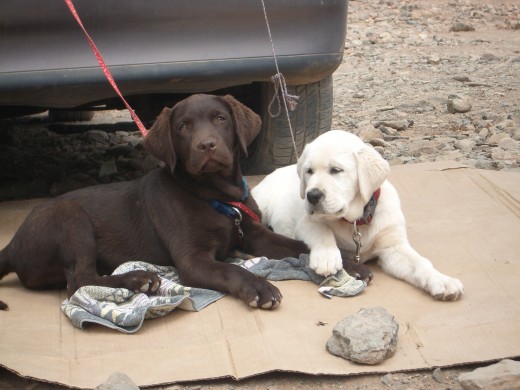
[230,206,244,239]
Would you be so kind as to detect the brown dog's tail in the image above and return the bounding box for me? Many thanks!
[0,247,12,310]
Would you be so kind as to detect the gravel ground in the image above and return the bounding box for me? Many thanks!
[1,0,519,388]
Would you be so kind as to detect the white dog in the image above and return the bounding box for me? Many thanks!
[252,130,463,300]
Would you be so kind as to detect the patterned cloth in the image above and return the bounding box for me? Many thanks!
[61,255,366,333]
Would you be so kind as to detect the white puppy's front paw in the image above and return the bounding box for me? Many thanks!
[309,247,343,277]
[426,272,464,301]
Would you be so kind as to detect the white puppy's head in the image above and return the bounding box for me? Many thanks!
[296,130,390,222]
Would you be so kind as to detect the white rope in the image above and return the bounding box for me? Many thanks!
[260,0,300,161]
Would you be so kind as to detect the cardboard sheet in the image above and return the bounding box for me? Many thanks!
[1,161,519,388]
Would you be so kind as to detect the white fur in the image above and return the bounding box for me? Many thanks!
[252,130,464,300]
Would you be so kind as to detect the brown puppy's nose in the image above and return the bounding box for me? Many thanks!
[197,139,217,151]
[307,188,324,205]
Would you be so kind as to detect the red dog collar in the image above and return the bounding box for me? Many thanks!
[345,188,381,226]
[226,201,261,223]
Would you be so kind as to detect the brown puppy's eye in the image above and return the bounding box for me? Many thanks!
[178,123,187,131]
[216,115,226,122]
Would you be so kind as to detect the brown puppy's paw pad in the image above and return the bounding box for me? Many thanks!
[122,270,162,295]
[343,260,373,284]
[138,278,161,294]
[242,280,282,310]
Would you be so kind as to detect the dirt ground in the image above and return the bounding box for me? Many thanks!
[1,0,519,388]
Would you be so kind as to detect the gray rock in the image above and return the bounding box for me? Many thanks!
[488,132,510,145]
[427,55,441,65]
[479,53,499,62]
[450,21,475,32]
[454,75,471,82]
[455,139,476,153]
[369,138,392,148]
[99,160,118,178]
[86,129,110,143]
[458,359,520,390]
[432,367,444,383]
[447,94,472,114]
[380,373,394,386]
[397,100,435,114]
[95,372,140,390]
[356,126,383,142]
[498,137,519,150]
[326,307,399,365]
[375,120,408,131]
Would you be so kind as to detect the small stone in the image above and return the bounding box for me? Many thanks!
[95,372,139,390]
[458,359,520,390]
[479,53,499,62]
[369,138,391,148]
[356,126,383,142]
[478,128,490,139]
[488,133,509,145]
[447,94,472,114]
[427,55,441,65]
[374,120,408,131]
[454,75,471,82]
[455,139,476,153]
[99,160,118,178]
[491,148,518,162]
[450,21,475,32]
[86,129,109,143]
[397,100,435,114]
[432,367,444,383]
[326,307,399,365]
[498,137,519,150]
[380,373,393,386]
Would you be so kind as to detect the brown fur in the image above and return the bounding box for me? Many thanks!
[0,94,370,310]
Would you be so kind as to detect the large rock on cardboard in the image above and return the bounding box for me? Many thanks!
[326,307,399,365]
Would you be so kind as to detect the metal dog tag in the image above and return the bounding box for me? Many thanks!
[353,221,362,263]
[230,207,244,238]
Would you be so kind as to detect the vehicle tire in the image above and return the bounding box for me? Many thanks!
[241,75,333,175]
[48,109,95,122]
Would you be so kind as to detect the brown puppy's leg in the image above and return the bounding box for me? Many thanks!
[339,249,373,283]
[9,200,161,297]
[176,256,282,309]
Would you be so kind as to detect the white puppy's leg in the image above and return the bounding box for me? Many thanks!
[295,218,343,277]
[377,245,464,301]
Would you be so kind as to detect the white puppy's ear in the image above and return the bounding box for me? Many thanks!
[355,145,390,204]
[296,157,307,199]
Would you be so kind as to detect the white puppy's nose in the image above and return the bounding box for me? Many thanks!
[307,188,324,205]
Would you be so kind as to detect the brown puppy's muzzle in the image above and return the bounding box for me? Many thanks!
[197,138,217,152]
[188,133,233,175]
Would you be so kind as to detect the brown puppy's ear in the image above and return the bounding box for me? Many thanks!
[143,107,176,172]
[354,145,390,204]
[221,95,261,157]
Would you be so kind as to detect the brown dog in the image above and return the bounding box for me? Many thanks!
[0,94,369,310]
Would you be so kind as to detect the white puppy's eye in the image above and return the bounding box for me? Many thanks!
[329,167,343,174]
[306,168,313,175]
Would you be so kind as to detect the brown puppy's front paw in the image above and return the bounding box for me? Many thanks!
[240,279,282,309]
[343,260,373,284]
[123,270,162,295]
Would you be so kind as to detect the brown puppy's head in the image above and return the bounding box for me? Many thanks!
[143,94,261,176]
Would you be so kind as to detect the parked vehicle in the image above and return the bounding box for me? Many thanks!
[0,0,348,173]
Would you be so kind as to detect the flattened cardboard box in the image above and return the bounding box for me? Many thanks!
[1,161,519,388]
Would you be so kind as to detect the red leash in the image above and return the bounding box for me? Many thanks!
[64,0,148,137]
